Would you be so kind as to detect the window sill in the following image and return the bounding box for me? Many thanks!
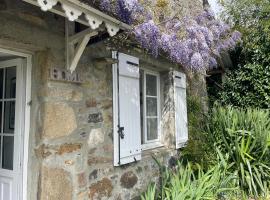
[141,146,178,160]
[142,142,164,151]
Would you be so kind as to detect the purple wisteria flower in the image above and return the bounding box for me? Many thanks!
[190,52,204,70]
[134,20,160,57]
[231,31,242,42]
[100,0,111,11]
[209,57,218,69]
[97,1,241,71]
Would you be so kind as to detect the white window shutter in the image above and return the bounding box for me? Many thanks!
[174,71,188,149]
[112,52,142,166]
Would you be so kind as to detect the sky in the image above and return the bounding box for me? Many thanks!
[208,0,223,15]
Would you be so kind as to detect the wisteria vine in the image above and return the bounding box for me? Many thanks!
[97,0,241,71]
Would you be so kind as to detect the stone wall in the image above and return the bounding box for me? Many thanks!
[0,0,207,199]
[36,42,180,200]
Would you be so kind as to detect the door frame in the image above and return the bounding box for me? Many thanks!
[0,48,32,200]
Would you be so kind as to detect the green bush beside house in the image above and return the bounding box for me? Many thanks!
[141,106,270,200]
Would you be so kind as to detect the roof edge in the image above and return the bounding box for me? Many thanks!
[22,0,131,36]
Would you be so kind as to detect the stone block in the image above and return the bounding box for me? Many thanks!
[99,99,112,110]
[89,169,98,180]
[77,172,87,188]
[86,98,97,108]
[120,171,138,189]
[89,178,113,200]
[88,156,112,165]
[56,143,82,155]
[71,90,83,101]
[40,167,72,200]
[42,102,77,139]
[65,160,75,166]
[88,128,104,146]
[40,87,82,101]
[35,144,52,159]
[77,191,88,200]
[102,144,113,153]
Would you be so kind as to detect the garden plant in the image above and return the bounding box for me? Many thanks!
[141,106,270,200]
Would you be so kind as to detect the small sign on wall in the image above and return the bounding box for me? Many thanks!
[49,68,83,83]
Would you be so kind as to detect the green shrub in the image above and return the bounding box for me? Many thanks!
[181,95,214,169]
[141,159,237,200]
[215,0,270,109]
[219,63,270,109]
[141,106,270,199]
[207,106,270,197]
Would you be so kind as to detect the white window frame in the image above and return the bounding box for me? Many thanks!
[141,69,162,150]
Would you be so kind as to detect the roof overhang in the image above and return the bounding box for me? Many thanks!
[22,0,131,72]
[23,0,131,35]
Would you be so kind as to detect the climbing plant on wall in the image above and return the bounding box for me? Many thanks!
[95,0,241,71]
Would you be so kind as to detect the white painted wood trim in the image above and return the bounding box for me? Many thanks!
[22,54,32,200]
[142,70,161,146]
[69,33,91,73]
[60,0,131,29]
[22,0,131,30]
[142,142,163,151]
[0,48,32,200]
[173,71,188,149]
[112,51,119,166]
[112,52,142,166]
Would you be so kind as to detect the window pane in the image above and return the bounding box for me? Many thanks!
[146,74,157,96]
[2,136,14,170]
[0,69,3,98]
[5,67,16,99]
[147,118,158,140]
[146,97,157,116]
[4,101,15,134]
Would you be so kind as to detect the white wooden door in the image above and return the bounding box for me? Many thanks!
[0,59,24,200]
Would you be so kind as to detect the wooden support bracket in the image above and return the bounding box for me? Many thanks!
[65,20,102,72]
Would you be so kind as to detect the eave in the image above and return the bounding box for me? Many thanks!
[22,0,131,72]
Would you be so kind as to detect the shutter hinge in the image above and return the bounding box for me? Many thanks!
[27,100,32,106]
[118,125,125,139]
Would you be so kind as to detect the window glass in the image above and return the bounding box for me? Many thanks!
[2,136,14,170]
[147,118,158,140]
[146,97,157,116]
[146,74,157,96]
[3,101,15,134]
[0,66,16,170]
[5,67,16,99]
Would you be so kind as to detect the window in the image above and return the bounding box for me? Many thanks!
[112,52,188,166]
[140,70,161,149]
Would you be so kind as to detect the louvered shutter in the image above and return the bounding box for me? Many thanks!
[174,71,188,149]
[112,52,142,166]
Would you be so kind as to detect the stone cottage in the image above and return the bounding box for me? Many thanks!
[0,0,208,199]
